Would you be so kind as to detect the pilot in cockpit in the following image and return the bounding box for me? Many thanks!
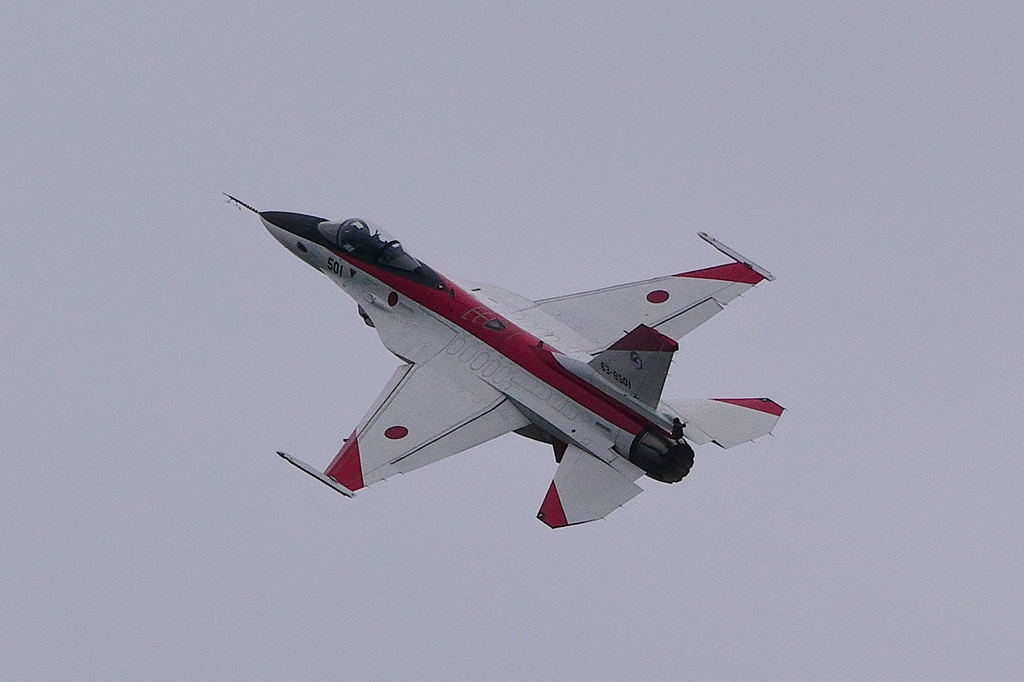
[318,218,445,288]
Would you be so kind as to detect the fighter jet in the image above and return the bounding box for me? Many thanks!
[229,196,783,527]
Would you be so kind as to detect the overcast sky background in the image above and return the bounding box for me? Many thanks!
[3,2,1022,680]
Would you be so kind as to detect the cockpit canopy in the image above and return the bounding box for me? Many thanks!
[316,218,444,288]
[317,218,420,272]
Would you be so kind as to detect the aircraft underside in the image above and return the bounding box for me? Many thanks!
[226,196,783,527]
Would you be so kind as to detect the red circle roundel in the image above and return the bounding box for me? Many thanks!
[387,292,399,306]
[384,426,409,440]
[646,290,670,304]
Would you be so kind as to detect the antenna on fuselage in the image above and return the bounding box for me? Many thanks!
[223,193,260,214]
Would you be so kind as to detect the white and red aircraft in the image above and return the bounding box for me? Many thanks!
[229,196,783,527]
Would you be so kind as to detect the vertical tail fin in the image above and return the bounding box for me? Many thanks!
[588,325,678,408]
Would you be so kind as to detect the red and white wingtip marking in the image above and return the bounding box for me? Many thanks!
[324,430,365,491]
[689,232,775,282]
[538,482,570,528]
[676,262,765,284]
[277,451,356,498]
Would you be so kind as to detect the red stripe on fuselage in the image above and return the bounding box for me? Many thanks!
[334,254,661,439]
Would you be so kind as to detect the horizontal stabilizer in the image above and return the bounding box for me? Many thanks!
[666,398,784,448]
[537,445,642,528]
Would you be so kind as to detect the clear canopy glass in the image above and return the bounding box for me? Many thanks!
[317,218,421,272]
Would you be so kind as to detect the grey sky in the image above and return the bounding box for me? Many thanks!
[2,2,1022,679]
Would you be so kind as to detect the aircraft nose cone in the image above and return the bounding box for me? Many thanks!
[259,211,327,241]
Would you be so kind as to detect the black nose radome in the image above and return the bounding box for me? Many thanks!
[260,211,328,241]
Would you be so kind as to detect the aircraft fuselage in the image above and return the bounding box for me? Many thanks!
[261,213,666,477]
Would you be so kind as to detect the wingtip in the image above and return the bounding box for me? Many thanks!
[278,450,357,498]
[324,430,365,491]
[537,481,569,528]
[696,232,775,282]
